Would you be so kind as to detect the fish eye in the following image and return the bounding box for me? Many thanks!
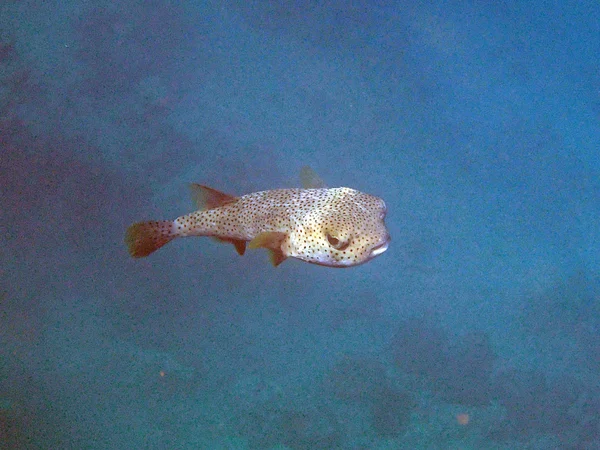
[326,233,350,251]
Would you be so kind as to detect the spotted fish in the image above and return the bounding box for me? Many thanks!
[125,168,389,267]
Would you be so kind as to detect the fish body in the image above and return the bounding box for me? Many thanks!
[126,172,389,268]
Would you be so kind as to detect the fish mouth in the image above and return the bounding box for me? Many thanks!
[370,238,390,257]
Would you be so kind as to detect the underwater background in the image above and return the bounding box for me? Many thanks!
[1,1,599,449]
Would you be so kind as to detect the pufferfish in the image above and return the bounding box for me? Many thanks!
[125,167,389,267]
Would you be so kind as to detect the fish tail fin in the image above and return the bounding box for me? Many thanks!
[125,220,178,258]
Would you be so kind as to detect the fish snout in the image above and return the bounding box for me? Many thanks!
[370,233,390,257]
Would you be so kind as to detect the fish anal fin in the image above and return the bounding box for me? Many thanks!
[190,184,237,210]
[300,166,327,189]
[212,237,247,255]
[232,239,247,256]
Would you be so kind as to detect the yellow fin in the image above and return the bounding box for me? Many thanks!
[248,232,287,249]
[268,249,287,267]
[300,166,327,189]
[189,184,237,210]
[248,232,288,266]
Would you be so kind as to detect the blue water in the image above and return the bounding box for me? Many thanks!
[1,1,599,448]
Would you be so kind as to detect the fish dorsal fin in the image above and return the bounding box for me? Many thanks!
[300,166,327,189]
[248,232,288,266]
[190,184,237,210]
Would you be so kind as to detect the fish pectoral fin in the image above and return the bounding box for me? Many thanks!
[213,237,247,255]
[269,249,287,267]
[248,232,288,266]
[189,184,237,210]
[248,232,287,250]
[300,166,327,189]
